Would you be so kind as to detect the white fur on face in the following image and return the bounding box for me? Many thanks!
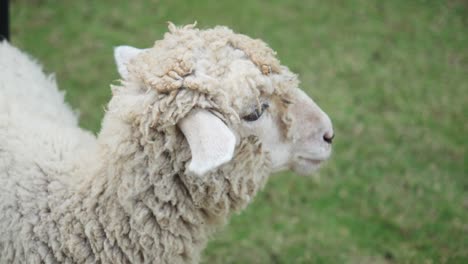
[238,88,333,176]
[238,105,291,172]
[288,89,333,175]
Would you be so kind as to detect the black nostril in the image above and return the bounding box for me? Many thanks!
[323,133,334,144]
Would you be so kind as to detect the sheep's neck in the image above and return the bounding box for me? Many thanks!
[70,130,270,263]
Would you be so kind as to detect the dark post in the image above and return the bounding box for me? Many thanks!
[0,0,9,41]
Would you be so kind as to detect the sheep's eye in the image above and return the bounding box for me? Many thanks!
[281,98,293,105]
[242,103,269,122]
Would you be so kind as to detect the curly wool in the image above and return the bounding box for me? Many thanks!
[0,23,300,264]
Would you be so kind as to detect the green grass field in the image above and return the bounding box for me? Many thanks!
[10,0,467,263]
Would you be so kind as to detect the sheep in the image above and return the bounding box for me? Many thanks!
[0,23,334,264]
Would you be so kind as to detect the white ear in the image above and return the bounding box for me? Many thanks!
[114,45,145,79]
[178,109,237,176]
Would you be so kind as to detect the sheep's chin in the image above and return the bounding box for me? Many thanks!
[290,157,325,176]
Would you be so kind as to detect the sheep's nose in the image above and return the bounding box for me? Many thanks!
[323,131,334,144]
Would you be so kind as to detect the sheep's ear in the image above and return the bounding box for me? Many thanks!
[114,45,144,79]
[178,109,237,176]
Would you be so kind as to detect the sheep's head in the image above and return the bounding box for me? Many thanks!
[112,23,333,179]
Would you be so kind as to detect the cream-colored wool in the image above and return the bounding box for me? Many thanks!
[0,24,333,263]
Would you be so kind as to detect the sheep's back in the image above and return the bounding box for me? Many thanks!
[0,41,78,127]
[0,105,98,262]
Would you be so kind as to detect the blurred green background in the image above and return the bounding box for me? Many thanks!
[10,0,467,263]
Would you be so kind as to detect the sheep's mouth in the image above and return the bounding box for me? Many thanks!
[296,154,330,165]
[297,157,324,165]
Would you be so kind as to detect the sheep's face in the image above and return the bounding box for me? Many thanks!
[235,90,333,176]
[222,61,334,176]
[113,24,333,177]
